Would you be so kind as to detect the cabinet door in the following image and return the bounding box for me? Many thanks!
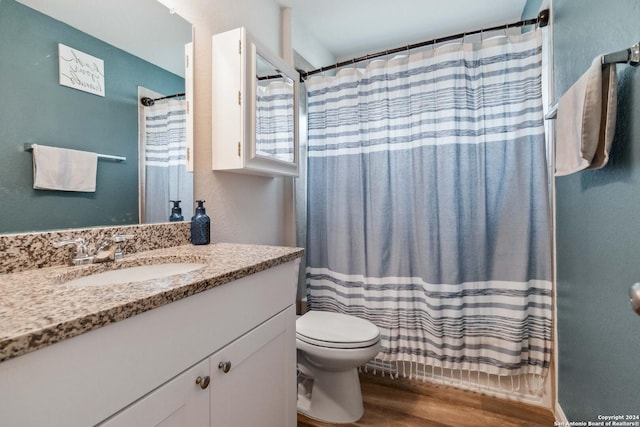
[212,27,299,177]
[98,359,210,427]
[210,306,296,427]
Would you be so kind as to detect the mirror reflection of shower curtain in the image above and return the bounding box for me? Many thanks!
[255,81,295,162]
[142,98,193,223]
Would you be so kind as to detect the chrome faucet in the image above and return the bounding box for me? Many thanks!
[53,234,135,265]
[92,240,118,263]
[93,234,135,262]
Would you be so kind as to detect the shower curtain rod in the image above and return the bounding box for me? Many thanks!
[140,92,185,106]
[298,9,550,80]
[257,73,285,81]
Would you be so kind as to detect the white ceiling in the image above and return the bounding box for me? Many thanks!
[285,0,528,62]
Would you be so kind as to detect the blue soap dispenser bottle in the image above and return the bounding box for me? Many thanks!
[169,200,184,222]
[190,200,210,245]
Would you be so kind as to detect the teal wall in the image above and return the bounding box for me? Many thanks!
[0,0,184,234]
[554,0,640,420]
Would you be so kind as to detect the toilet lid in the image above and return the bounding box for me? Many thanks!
[296,311,380,349]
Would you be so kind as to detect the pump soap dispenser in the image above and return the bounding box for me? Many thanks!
[190,200,210,245]
[169,200,184,222]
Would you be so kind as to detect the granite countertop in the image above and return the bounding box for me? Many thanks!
[0,243,304,363]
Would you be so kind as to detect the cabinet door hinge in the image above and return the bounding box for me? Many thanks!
[237,141,241,157]
[186,146,191,162]
[238,40,242,55]
[238,91,241,105]
[186,100,190,115]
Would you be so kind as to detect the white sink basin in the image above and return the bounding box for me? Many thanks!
[63,263,206,287]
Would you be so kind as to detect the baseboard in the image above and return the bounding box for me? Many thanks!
[555,401,568,424]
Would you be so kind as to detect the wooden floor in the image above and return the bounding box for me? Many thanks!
[298,372,555,427]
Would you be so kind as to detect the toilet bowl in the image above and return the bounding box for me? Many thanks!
[296,310,381,424]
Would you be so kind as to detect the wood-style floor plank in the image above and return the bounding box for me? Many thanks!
[298,372,555,427]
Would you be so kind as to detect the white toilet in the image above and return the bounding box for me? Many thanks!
[296,310,381,424]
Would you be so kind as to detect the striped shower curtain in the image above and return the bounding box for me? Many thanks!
[143,98,193,223]
[305,31,552,385]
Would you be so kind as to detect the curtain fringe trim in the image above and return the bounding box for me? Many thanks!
[359,359,547,400]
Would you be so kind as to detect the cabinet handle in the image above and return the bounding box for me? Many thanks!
[195,376,210,389]
[218,361,232,373]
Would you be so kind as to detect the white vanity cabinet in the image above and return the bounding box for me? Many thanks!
[212,27,299,177]
[100,307,295,427]
[0,260,299,427]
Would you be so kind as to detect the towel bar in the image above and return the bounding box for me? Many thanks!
[546,42,640,121]
[602,42,640,66]
[24,143,126,162]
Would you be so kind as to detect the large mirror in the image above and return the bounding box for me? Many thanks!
[0,0,193,234]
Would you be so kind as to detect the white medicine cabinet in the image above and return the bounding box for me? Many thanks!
[212,27,299,177]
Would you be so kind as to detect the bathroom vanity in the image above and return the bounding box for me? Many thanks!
[0,242,303,427]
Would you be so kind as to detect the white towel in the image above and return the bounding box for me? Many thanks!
[32,144,98,192]
[555,56,617,176]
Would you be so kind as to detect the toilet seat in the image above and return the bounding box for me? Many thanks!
[296,311,380,349]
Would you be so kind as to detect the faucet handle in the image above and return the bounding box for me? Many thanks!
[53,237,85,246]
[111,234,135,259]
[53,238,87,253]
[52,238,91,264]
[111,234,134,243]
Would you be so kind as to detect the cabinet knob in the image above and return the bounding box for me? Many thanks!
[218,361,232,373]
[195,376,210,389]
